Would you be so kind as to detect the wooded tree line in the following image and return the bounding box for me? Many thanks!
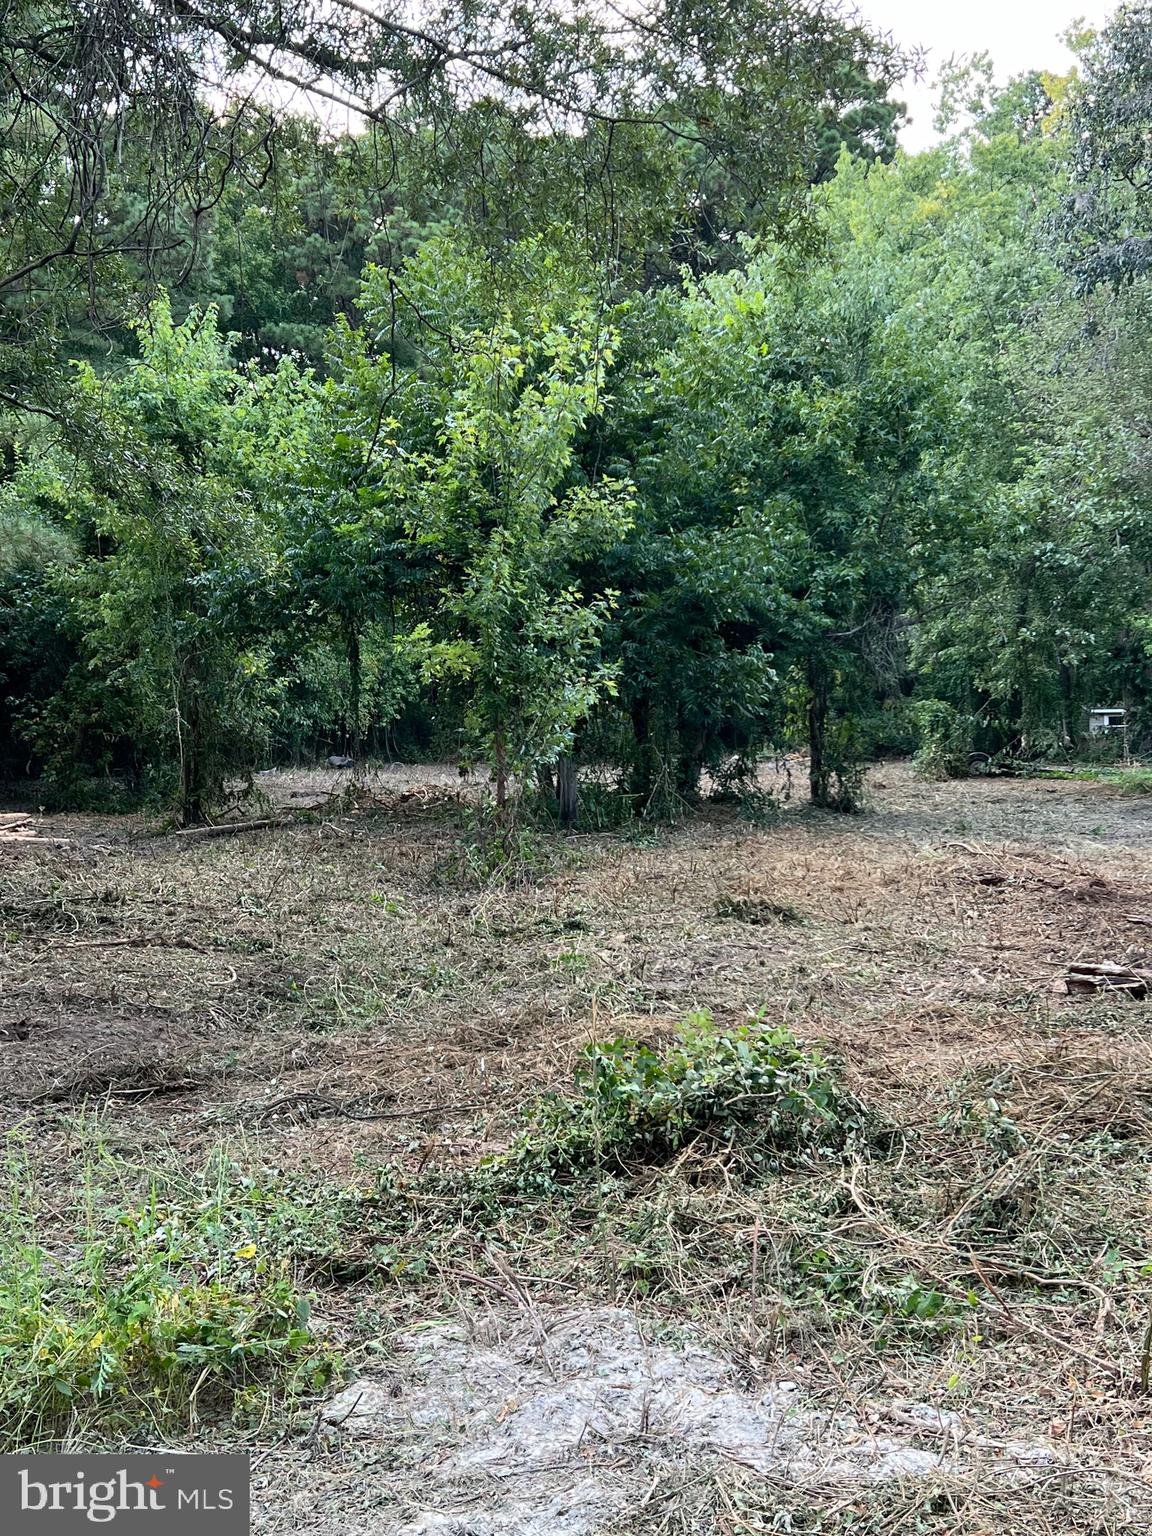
[3,0,1152,822]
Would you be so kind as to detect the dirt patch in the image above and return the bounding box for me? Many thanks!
[849,761,1152,853]
[311,1306,1055,1536]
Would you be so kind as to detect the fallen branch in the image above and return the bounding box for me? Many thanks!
[170,818,285,839]
[968,1251,1121,1381]
[40,934,209,953]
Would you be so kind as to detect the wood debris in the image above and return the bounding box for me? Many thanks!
[1053,960,1152,998]
[0,813,67,847]
[170,817,287,839]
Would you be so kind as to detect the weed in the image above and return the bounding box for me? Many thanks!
[552,949,591,973]
[493,1012,861,1182]
[706,760,782,827]
[939,1071,1024,1163]
[732,786,782,827]
[551,779,636,831]
[619,822,665,848]
[0,1145,340,1449]
[435,805,564,886]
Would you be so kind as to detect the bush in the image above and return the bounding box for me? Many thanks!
[911,699,975,780]
[495,1012,860,1180]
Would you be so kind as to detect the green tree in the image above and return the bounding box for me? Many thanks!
[368,242,633,807]
[597,235,952,810]
[1,0,906,413]
[26,301,316,818]
[1059,5,1152,291]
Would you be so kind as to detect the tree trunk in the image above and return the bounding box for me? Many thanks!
[1058,661,1075,750]
[807,659,831,809]
[676,723,707,799]
[629,696,655,800]
[493,719,508,809]
[557,753,579,827]
[176,676,208,826]
[346,623,362,758]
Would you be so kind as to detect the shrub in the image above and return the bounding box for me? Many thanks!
[435,804,565,887]
[495,1012,860,1180]
[912,699,975,780]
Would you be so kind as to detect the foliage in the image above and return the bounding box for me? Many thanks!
[0,0,906,414]
[599,238,951,809]
[1060,5,1152,291]
[912,700,977,781]
[387,245,633,800]
[495,1013,860,1181]
[12,301,319,817]
[0,1148,339,1450]
[7,7,1152,816]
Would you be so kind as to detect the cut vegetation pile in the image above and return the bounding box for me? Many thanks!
[2,763,1152,1533]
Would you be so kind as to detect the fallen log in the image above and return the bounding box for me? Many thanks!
[170,817,286,839]
[0,820,69,847]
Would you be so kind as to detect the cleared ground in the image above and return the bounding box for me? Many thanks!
[3,762,1152,1533]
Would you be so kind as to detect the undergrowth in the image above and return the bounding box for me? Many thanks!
[12,1016,1152,1474]
[493,1012,861,1182]
[911,700,977,781]
[1054,763,1152,794]
[433,803,570,886]
[0,1144,340,1450]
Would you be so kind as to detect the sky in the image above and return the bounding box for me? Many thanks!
[856,0,1119,149]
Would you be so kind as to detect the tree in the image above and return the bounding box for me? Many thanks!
[813,67,906,183]
[596,234,952,810]
[17,300,317,818]
[363,241,632,807]
[1,0,906,411]
[1059,4,1152,291]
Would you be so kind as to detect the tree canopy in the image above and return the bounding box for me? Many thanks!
[5,0,1152,822]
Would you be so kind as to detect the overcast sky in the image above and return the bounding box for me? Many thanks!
[855,0,1119,149]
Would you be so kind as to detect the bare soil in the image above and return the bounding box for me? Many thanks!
[3,761,1152,1533]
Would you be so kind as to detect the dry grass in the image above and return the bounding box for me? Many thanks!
[3,761,1152,1530]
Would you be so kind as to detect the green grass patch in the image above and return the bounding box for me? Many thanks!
[0,1143,341,1450]
[1045,763,1152,793]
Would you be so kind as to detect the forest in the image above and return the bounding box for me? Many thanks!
[5,2,1152,824]
[6,4,1152,1534]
